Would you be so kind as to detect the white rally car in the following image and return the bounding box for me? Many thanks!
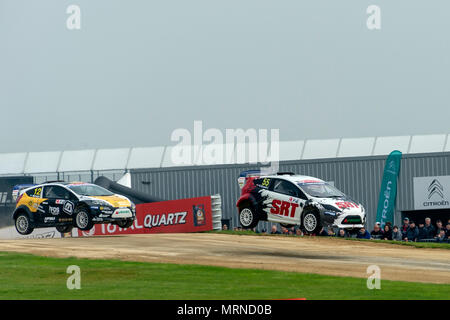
[236,171,366,234]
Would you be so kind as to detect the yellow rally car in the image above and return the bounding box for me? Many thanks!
[13,182,136,235]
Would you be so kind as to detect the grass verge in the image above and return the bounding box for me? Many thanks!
[0,251,448,300]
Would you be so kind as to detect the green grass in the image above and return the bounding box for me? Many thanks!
[210,230,450,249]
[0,251,448,300]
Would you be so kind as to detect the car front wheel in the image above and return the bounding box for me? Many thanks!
[74,207,93,231]
[301,209,322,235]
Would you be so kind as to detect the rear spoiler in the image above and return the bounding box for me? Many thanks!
[237,170,295,189]
[12,184,37,201]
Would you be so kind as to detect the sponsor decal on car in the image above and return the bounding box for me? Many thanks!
[270,200,299,218]
[63,201,74,215]
[49,206,60,215]
[335,201,360,210]
[112,208,132,218]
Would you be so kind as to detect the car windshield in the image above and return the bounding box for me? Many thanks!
[68,184,114,196]
[297,182,345,198]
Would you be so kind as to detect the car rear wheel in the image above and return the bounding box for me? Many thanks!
[301,209,322,235]
[56,225,73,234]
[74,207,93,231]
[15,213,34,235]
[239,204,258,229]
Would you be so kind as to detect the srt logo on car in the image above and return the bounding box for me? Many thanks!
[270,200,299,217]
[335,201,360,210]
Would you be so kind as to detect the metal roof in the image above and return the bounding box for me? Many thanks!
[0,133,449,174]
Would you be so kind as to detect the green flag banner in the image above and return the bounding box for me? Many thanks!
[376,150,402,228]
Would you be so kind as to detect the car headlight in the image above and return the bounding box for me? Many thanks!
[321,204,342,212]
[91,199,112,207]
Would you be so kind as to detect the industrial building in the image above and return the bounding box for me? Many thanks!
[1,133,449,230]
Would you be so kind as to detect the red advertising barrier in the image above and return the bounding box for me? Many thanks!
[76,196,213,237]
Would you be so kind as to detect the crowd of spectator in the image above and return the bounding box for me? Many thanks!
[362,217,450,243]
[221,217,450,243]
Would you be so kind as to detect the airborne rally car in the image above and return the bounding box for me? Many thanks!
[13,182,136,235]
[236,171,366,234]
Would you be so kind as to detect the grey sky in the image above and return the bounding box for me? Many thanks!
[0,1,449,153]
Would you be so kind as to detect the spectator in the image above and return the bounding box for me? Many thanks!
[436,230,447,243]
[356,227,371,239]
[401,217,410,238]
[446,223,450,239]
[281,227,289,235]
[392,225,402,241]
[370,224,384,239]
[404,221,419,242]
[435,220,444,237]
[417,223,427,241]
[222,224,228,231]
[327,228,336,236]
[383,224,393,240]
[270,225,281,235]
[295,228,303,237]
[336,229,347,238]
[423,217,435,240]
[317,227,328,236]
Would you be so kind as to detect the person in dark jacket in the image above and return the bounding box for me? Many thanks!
[423,217,436,240]
[392,225,403,241]
[357,227,371,239]
[383,224,393,240]
[318,227,328,236]
[370,223,384,239]
[446,223,450,240]
[436,230,447,242]
[435,220,445,238]
[404,221,419,242]
[270,225,281,234]
[417,223,427,241]
[401,217,410,239]
[336,229,348,238]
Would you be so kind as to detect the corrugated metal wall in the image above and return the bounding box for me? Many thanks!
[130,152,450,230]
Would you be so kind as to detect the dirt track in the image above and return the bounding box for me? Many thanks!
[0,233,449,284]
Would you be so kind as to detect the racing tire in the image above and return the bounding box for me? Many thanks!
[74,206,94,231]
[56,225,73,234]
[116,219,134,229]
[15,213,34,235]
[239,204,259,229]
[301,208,322,235]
